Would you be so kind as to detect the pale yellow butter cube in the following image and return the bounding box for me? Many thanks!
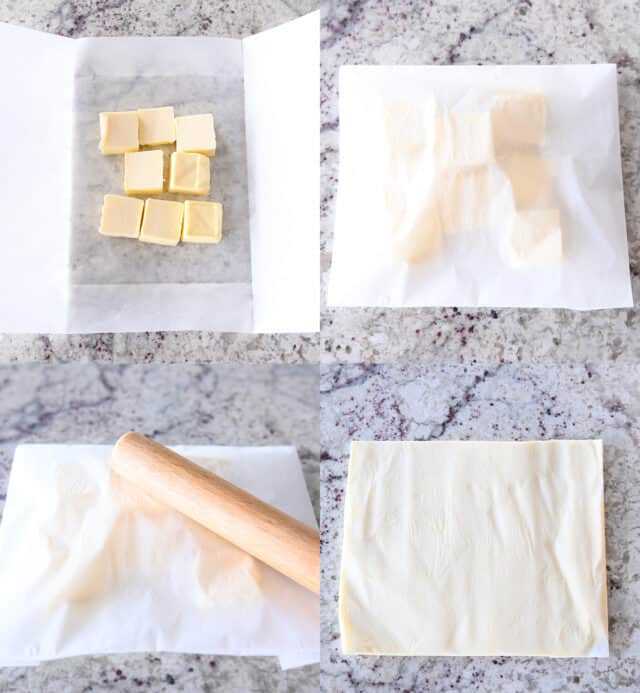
[507,208,562,268]
[137,106,176,145]
[124,150,164,195]
[175,114,216,156]
[498,154,551,209]
[492,91,547,152]
[169,152,210,195]
[182,200,223,243]
[99,194,144,239]
[140,199,184,246]
[434,112,493,167]
[99,111,139,154]
[437,166,492,233]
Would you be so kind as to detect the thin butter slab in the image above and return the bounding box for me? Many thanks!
[339,440,608,657]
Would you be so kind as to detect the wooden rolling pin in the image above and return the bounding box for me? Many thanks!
[111,432,320,595]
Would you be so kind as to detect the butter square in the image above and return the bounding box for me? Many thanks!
[137,106,176,146]
[340,440,608,657]
[434,111,493,167]
[507,208,562,267]
[175,114,216,156]
[182,201,223,243]
[99,111,139,154]
[169,152,210,195]
[498,154,551,209]
[492,91,547,152]
[124,150,164,195]
[140,199,184,246]
[437,166,492,233]
[99,194,144,239]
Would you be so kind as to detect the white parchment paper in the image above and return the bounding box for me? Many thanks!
[0,24,72,333]
[328,65,632,310]
[0,444,319,670]
[0,12,319,333]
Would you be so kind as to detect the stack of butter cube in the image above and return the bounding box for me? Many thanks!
[98,107,222,246]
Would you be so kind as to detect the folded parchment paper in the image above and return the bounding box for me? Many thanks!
[329,65,631,309]
[340,440,608,657]
[0,444,319,670]
[0,12,319,333]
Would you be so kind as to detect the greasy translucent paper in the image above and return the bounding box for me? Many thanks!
[329,65,631,309]
[339,440,608,656]
[0,445,319,670]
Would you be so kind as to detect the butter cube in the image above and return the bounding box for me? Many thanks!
[435,112,493,167]
[182,201,223,243]
[492,91,547,152]
[507,208,562,267]
[124,150,164,195]
[437,166,492,233]
[169,152,210,195]
[137,106,176,146]
[391,197,443,264]
[498,154,551,209]
[99,111,139,154]
[99,194,144,239]
[140,199,184,246]
[175,114,216,156]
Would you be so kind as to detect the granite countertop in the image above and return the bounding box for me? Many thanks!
[320,363,640,691]
[0,0,318,365]
[0,363,320,692]
[321,0,640,363]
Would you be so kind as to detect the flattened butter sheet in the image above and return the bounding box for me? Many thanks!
[339,440,608,657]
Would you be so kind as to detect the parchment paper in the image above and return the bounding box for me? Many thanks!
[71,74,251,286]
[328,65,632,310]
[0,444,319,670]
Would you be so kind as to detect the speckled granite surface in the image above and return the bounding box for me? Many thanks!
[0,363,319,692]
[0,0,318,365]
[0,333,318,365]
[321,0,640,363]
[320,363,640,691]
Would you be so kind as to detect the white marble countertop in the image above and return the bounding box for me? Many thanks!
[0,363,319,692]
[0,0,319,365]
[320,0,640,363]
[320,363,640,691]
